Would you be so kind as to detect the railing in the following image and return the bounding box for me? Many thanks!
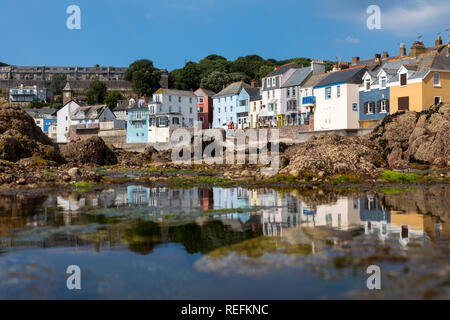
[302,96,316,105]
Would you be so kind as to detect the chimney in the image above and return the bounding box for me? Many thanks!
[400,43,407,57]
[374,53,381,64]
[411,41,426,58]
[351,57,360,65]
[435,35,443,47]
[251,79,257,88]
[382,51,389,58]
[311,60,325,74]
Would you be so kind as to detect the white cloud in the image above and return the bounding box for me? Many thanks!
[334,36,361,44]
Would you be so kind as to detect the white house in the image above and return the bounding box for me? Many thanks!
[313,66,368,131]
[260,63,298,127]
[148,89,197,127]
[56,100,82,143]
[279,61,325,126]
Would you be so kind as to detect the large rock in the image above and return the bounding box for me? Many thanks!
[406,104,450,167]
[280,134,385,178]
[61,136,117,166]
[0,103,62,163]
[369,103,450,168]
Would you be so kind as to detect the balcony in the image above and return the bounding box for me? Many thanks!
[302,96,316,105]
[73,123,100,130]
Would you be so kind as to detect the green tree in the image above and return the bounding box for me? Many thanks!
[48,74,67,95]
[228,72,250,83]
[229,55,265,79]
[86,80,107,105]
[255,65,275,82]
[173,61,201,90]
[124,59,161,96]
[105,90,125,109]
[197,54,230,78]
[200,71,231,92]
[0,62,8,67]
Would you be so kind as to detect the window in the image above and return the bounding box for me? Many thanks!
[365,79,371,90]
[189,97,192,103]
[271,77,275,86]
[366,101,375,114]
[287,88,290,97]
[266,78,271,88]
[190,107,193,114]
[434,73,440,87]
[198,117,203,122]
[337,85,341,98]
[199,97,204,103]
[172,117,179,125]
[352,103,358,111]
[224,107,226,113]
[267,91,269,99]
[400,73,407,86]
[178,97,181,103]
[230,106,233,112]
[292,87,296,96]
[381,76,387,88]
[434,96,442,105]
[169,96,172,102]
[325,87,331,99]
[272,90,275,98]
[218,107,220,113]
[380,100,387,113]
[239,100,246,106]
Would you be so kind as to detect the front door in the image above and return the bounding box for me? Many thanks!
[398,97,410,111]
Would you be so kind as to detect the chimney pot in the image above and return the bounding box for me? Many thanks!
[400,43,407,57]
[382,51,389,58]
[251,79,257,88]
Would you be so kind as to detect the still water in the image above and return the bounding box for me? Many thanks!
[0,184,449,299]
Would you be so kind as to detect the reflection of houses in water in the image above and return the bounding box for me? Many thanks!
[213,187,250,209]
[311,198,361,230]
[358,194,436,245]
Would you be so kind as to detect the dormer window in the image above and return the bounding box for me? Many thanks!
[365,79,371,90]
[287,88,290,97]
[381,76,387,88]
[400,73,407,86]
[266,78,271,88]
[271,77,276,87]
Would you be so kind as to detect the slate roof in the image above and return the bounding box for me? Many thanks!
[281,67,313,88]
[432,45,450,70]
[301,73,329,88]
[25,108,57,118]
[242,87,262,101]
[314,67,367,88]
[213,81,251,97]
[154,88,196,96]
[268,63,299,77]
[71,105,108,120]
[63,82,72,91]
[194,88,216,97]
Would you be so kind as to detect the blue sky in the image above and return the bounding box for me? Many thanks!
[1,0,449,70]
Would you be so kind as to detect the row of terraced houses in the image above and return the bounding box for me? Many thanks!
[21,36,450,144]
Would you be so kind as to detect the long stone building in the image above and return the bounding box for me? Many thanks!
[0,65,169,92]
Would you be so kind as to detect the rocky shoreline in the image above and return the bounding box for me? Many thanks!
[0,102,449,190]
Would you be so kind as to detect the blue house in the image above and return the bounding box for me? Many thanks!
[359,69,394,128]
[237,87,260,129]
[126,99,148,143]
[212,81,251,129]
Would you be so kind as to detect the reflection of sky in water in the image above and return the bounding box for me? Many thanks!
[0,185,448,299]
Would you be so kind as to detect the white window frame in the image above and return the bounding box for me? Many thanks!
[381,76,387,88]
[266,78,271,88]
[365,79,371,91]
[272,77,276,86]
[337,85,341,98]
[433,72,441,87]
[434,96,442,104]
[380,100,387,113]
[325,87,331,99]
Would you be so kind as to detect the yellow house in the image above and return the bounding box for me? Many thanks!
[389,44,450,113]
[249,91,262,128]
